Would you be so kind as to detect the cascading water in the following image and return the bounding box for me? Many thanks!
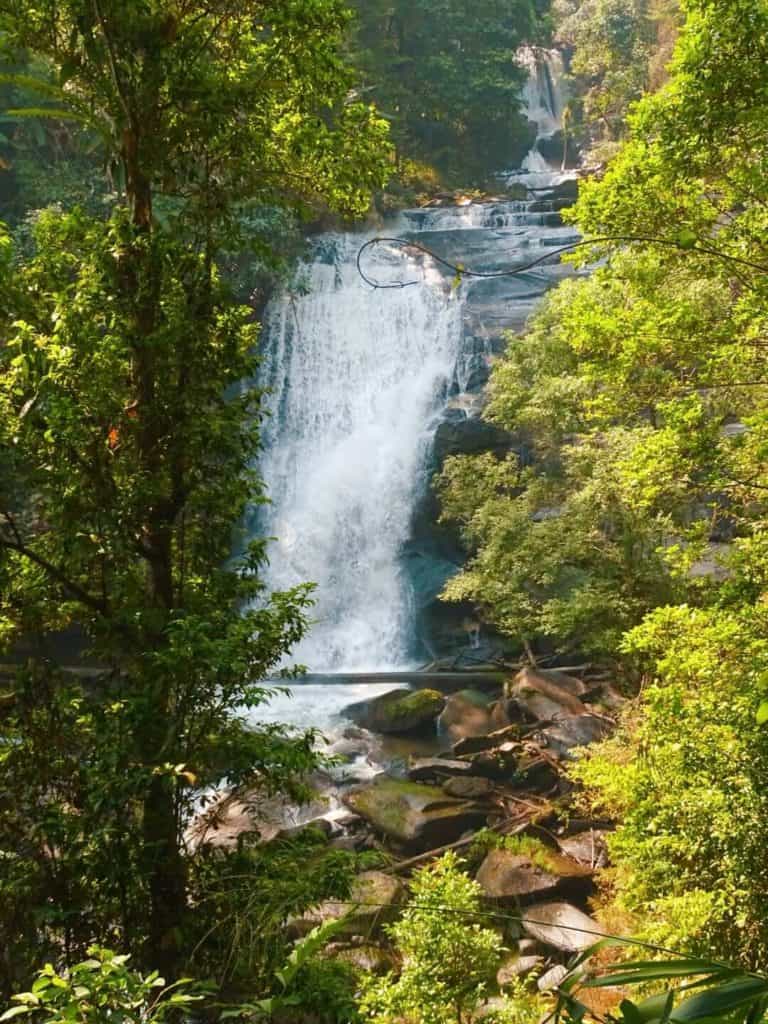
[257,45,576,680]
[259,237,462,672]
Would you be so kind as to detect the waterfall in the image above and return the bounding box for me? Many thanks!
[259,236,462,672]
[256,48,575,675]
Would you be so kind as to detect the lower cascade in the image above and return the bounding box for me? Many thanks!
[257,48,577,675]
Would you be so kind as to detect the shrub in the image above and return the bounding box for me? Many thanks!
[358,851,502,1024]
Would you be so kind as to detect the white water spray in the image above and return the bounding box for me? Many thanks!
[259,236,462,671]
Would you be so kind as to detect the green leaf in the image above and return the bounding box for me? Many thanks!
[0,1008,34,1021]
[671,977,768,1021]
[755,701,768,725]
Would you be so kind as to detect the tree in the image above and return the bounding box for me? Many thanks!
[437,0,768,959]
[0,0,390,991]
[350,0,548,183]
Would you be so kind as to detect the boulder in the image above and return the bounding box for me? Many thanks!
[522,901,600,953]
[344,688,445,735]
[508,749,561,792]
[343,777,489,852]
[453,724,520,756]
[557,830,609,869]
[541,714,613,755]
[438,689,496,743]
[327,942,393,975]
[432,417,512,467]
[506,667,588,722]
[294,871,405,939]
[537,964,569,992]
[408,757,474,782]
[275,818,334,842]
[476,845,591,903]
[497,954,544,986]
[443,775,494,799]
[477,850,560,901]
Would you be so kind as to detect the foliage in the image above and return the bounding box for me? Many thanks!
[0,947,200,1023]
[438,0,768,964]
[186,828,381,992]
[0,0,391,1000]
[350,0,549,183]
[557,941,768,1024]
[552,0,679,161]
[223,916,361,1023]
[573,606,768,965]
[359,851,502,1024]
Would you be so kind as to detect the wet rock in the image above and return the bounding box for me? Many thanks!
[522,901,599,952]
[276,818,334,842]
[438,689,496,743]
[294,871,405,939]
[344,688,445,735]
[433,417,513,467]
[537,964,569,992]
[443,775,494,799]
[408,757,474,782]
[343,777,489,852]
[557,830,609,869]
[497,954,544,986]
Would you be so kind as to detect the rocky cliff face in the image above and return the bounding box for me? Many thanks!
[403,176,582,662]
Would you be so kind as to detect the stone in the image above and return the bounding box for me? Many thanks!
[294,871,405,939]
[497,954,544,986]
[507,750,561,792]
[343,688,445,735]
[522,901,600,952]
[343,777,489,852]
[432,417,512,467]
[541,714,613,755]
[453,724,520,756]
[506,667,589,722]
[557,830,609,869]
[537,964,569,992]
[438,689,496,743]
[477,850,560,901]
[460,741,519,780]
[443,775,494,799]
[276,817,334,842]
[476,845,591,903]
[408,757,474,782]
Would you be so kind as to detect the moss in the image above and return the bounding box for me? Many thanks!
[379,688,444,727]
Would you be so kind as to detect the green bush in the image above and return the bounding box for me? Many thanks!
[0,947,199,1023]
[359,852,502,1024]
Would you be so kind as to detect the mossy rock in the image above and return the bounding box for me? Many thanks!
[343,777,488,851]
[343,687,445,735]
